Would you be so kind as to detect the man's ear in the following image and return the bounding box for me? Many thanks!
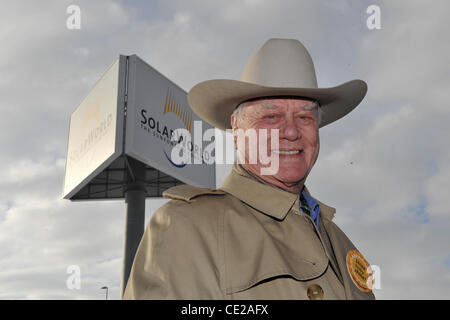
[230,115,238,150]
[230,114,236,129]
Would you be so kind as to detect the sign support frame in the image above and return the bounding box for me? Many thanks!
[120,156,147,297]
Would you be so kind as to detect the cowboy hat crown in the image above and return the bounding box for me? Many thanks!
[241,38,317,88]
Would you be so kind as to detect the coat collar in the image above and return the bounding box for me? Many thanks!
[220,163,336,221]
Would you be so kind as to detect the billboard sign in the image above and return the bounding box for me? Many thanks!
[124,55,215,188]
[63,57,126,199]
[63,55,216,200]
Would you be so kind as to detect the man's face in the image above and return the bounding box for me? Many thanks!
[232,98,320,192]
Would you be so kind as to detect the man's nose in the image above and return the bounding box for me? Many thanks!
[281,117,301,140]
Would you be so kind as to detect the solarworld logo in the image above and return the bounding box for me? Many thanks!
[139,88,204,168]
[68,99,113,166]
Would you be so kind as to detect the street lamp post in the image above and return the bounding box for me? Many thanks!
[101,286,109,300]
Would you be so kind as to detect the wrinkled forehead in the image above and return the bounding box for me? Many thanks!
[243,97,318,111]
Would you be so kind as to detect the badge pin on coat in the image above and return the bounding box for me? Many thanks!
[346,250,374,292]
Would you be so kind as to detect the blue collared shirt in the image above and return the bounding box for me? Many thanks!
[300,190,321,228]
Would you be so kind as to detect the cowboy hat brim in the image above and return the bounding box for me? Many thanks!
[187,79,367,130]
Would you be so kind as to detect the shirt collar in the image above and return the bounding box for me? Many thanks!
[220,163,336,221]
[300,189,321,227]
[303,186,336,221]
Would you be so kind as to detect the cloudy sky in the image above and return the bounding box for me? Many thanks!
[1,0,449,300]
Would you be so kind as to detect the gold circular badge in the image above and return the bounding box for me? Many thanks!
[346,250,373,292]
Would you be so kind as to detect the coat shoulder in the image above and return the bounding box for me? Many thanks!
[159,184,230,226]
[124,185,227,299]
[162,184,227,203]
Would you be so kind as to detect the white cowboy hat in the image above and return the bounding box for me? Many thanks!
[187,38,367,130]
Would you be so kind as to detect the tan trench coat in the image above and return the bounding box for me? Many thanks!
[123,164,375,300]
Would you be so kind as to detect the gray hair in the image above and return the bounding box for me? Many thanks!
[231,99,323,126]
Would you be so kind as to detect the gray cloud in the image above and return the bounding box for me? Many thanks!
[307,0,450,299]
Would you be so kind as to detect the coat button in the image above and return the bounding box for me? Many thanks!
[307,284,324,300]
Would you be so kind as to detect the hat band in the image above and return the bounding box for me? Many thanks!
[235,95,320,109]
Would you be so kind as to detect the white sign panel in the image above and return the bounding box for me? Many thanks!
[63,57,126,199]
[125,55,216,188]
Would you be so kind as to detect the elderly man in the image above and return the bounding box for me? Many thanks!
[123,38,375,300]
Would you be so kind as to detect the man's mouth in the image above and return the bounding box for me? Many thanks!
[272,149,303,155]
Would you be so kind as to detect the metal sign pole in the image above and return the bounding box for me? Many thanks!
[120,156,146,297]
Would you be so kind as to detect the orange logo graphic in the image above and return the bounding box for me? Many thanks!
[346,249,373,292]
[162,89,193,132]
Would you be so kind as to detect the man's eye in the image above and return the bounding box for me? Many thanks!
[266,115,277,119]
